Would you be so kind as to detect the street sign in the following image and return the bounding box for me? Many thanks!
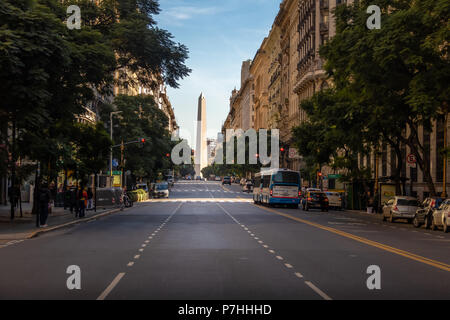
[407,154,417,168]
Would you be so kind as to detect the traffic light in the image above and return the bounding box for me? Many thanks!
[140,138,146,143]
[280,147,285,152]
[166,153,170,158]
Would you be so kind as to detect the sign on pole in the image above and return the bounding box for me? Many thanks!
[407,154,417,168]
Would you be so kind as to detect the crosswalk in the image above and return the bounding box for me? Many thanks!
[171,189,244,194]
[149,198,253,203]
[174,182,220,185]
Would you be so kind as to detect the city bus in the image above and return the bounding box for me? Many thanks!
[253,169,301,208]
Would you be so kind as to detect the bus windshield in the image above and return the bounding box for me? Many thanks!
[272,172,300,185]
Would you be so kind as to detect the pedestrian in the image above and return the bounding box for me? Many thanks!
[77,187,88,218]
[87,187,94,210]
[38,183,51,227]
[69,187,77,215]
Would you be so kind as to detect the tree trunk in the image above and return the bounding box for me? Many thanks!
[10,118,16,221]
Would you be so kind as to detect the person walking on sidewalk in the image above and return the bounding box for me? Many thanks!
[38,183,51,228]
[87,187,94,211]
[77,187,88,218]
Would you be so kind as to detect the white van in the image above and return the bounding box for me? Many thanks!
[325,192,343,210]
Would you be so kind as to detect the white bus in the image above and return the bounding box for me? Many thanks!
[253,169,301,208]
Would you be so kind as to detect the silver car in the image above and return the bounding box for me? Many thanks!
[431,199,450,233]
[382,196,420,223]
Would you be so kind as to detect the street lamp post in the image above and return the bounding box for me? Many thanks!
[110,111,122,187]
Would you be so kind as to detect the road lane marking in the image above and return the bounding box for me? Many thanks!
[269,250,275,254]
[134,255,140,259]
[127,262,134,267]
[255,205,450,272]
[285,263,293,269]
[305,281,332,300]
[97,273,125,300]
[295,272,304,279]
[276,256,284,260]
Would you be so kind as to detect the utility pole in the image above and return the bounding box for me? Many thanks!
[121,140,124,188]
[110,111,122,187]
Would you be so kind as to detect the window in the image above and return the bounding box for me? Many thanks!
[272,172,300,184]
[263,175,271,188]
[397,199,420,206]
[390,147,396,177]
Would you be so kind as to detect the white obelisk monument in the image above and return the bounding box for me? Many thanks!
[195,93,207,178]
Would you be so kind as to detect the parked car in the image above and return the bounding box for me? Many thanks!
[222,176,231,185]
[302,191,329,212]
[413,197,443,228]
[152,183,169,198]
[215,176,222,181]
[382,196,420,223]
[325,192,343,210]
[431,199,450,233]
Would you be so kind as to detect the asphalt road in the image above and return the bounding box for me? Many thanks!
[0,181,449,300]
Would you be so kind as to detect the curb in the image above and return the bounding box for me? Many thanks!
[26,207,123,239]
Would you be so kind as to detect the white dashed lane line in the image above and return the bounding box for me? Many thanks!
[215,202,333,300]
[97,203,183,300]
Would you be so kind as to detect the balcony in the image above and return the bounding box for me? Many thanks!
[320,0,329,10]
[320,22,329,34]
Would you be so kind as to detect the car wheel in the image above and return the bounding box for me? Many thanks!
[413,216,421,228]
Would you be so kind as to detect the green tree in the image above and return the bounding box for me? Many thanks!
[101,95,173,183]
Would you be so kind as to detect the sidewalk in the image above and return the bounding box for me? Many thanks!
[0,202,121,241]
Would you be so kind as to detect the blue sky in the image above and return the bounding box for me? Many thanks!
[156,0,280,146]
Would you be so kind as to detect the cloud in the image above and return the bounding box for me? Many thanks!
[160,6,222,23]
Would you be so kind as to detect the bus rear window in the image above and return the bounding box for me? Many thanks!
[272,172,299,184]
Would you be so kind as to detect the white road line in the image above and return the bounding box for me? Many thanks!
[269,250,275,254]
[141,244,146,247]
[263,245,269,248]
[145,240,150,243]
[295,272,303,279]
[139,248,144,252]
[305,281,332,300]
[276,256,284,260]
[134,255,140,259]
[127,262,134,267]
[97,273,125,300]
[285,263,293,269]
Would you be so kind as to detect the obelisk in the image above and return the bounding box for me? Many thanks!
[195,93,207,178]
